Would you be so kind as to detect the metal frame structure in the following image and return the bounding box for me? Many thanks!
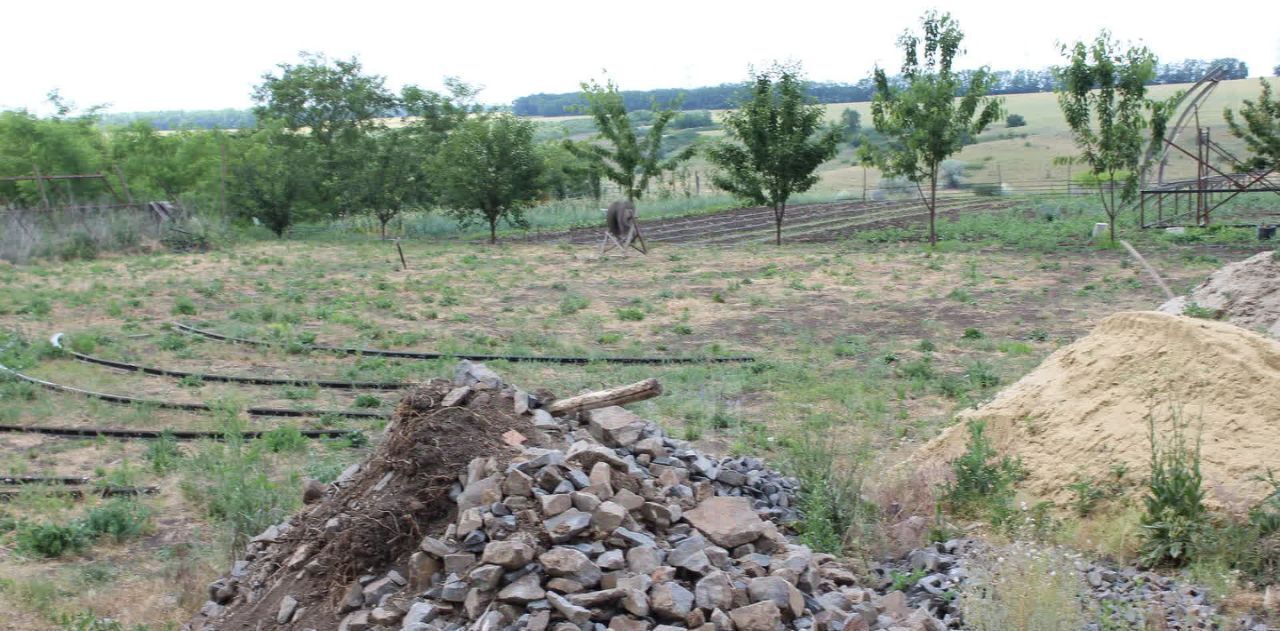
[1139,67,1280,228]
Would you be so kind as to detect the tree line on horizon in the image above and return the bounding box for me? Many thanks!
[82,58,1255,131]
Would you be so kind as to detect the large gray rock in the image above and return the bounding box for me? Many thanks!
[748,576,805,618]
[544,508,592,543]
[547,591,593,625]
[587,406,647,448]
[730,601,784,631]
[480,540,535,569]
[683,496,767,548]
[498,572,545,603]
[626,546,666,574]
[540,547,603,588]
[276,595,298,624]
[650,581,695,621]
[695,570,734,611]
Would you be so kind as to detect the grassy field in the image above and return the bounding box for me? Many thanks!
[1,194,1273,629]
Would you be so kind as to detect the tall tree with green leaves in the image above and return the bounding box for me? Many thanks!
[251,53,396,214]
[433,114,543,243]
[1224,79,1280,171]
[1054,32,1166,243]
[228,125,314,237]
[866,11,1003,246]
[565,79,694,201]
[339,130,422,239]
[706,64,841,245]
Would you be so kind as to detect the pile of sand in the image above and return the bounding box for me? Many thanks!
[1159,250,1280,338]
[913,311,1280,512]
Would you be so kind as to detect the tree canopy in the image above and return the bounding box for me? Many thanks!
[434,114,543,243]
[866,11,1003,246]
[565,79,694,202]
[1224,79,1280,171]
[706,64,840,245]
[1054,31,1169,242]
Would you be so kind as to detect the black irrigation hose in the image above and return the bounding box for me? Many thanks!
[0,424,356,441]
[0,486,159,500]
[51,333,411,390]
[2,475,90,485]
[0,361,389,420]
[171,322,756,365]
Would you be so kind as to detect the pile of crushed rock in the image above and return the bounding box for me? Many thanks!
[187,362,953,631]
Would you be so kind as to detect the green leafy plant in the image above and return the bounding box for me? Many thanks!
[1180,302,1219,319]
[82,499,152,542]
[615,307,645,322]
[145,431,183,473]
[558,293,589,315]
[15,522,92,558]
[1139,409,1206,567]
[942,421,1025,519]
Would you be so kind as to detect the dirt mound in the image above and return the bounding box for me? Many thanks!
[192,378,538,630]
[913,311,1280,512]
[1159,250,1280,338]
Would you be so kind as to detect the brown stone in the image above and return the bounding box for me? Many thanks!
[683,496,766,548]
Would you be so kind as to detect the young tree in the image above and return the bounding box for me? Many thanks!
[840,108,862,137]
[1054,32,1165,243]
[1223,79,1280,171]
[339,130,421,239]
[229,127,313,237]
[706,64,841,245]
[433,114,543,243]
[565,79,694,201]
[867,11,1003,246]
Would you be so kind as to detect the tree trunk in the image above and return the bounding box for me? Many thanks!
[928,167,939,247]
[380,218,387,241]
[489,216,497,244]
[774,202,785,246]
[1108,177,1117,243]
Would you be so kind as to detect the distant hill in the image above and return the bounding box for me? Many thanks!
[96,58,1251,127]
[98,108,256,131]
[513,58,1251,117]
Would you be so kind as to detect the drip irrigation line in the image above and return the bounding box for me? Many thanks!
[0,485,159,500]
[51,333,411,390]
[2,475,90,485]
[0,360,389,420]
[171,322,755,365]
[0,424,357,440]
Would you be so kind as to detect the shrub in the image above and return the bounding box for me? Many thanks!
[616,307,645,321]
[171,296,197,316]
[16,522,91,558]
[261,426,308,453]
[353,394,382,409]
[962,327,984,340]
[942,421,1025,519]
[180,418,300,553]
[145,431,183,473]
[1139,410,1206,567]
[1005,113,1026,128]
[1181,302,1219,319]
[82,499,151,542]
[558,293,589,315]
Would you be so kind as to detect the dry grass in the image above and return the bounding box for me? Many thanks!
[960,542,1088,631]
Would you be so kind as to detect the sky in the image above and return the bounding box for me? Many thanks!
[3,0,1278,115]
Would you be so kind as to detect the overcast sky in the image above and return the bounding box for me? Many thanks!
[3,0,1277,115]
